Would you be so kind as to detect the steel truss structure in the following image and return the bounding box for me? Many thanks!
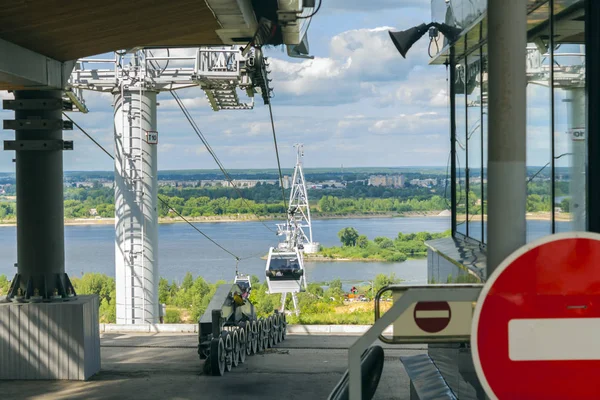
[67,46,273,324]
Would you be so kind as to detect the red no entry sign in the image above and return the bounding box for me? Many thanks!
[413,301,451,333]
[472,232,600,400]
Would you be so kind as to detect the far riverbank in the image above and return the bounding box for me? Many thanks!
[0,209,569,228]
[0,211,449,227]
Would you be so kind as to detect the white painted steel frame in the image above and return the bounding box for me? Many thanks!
[264,247,306,294]
[347,285,482,400]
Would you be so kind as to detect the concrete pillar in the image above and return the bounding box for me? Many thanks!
[565,87,586,231]
[4,90,76,300]
[486,0,527,275]
[113,87,159,324]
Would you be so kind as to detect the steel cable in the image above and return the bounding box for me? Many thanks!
[65,112,241,261]
[170,90,278,234]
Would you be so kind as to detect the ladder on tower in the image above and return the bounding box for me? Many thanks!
[121,84,147,324]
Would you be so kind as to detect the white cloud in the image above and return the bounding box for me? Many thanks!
[369,111,445,135]
[0,5,455,170]
[268,26,429,105]
[324,0,429,12]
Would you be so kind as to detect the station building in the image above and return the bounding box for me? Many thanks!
[393,0,595,398]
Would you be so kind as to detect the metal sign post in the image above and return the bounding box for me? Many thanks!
[375,284,481,344]
[347,285,482,400]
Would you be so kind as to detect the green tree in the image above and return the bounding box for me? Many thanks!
[158,277,171,304]
[0,274,10,296]
[560,198,570,212]
[338,227,359,247]
[356,235,369,248]
[374,237,394,249]
[415,232,432,242]
[181,272,194,291]
[374,273,400,293]
[329,279,342,291]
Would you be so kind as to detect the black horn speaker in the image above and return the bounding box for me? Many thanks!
[388,23,430,58]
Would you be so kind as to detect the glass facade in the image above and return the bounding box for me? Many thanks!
[450,0,586,244]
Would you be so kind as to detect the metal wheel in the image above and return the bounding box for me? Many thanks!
[210,337,225,376]
[273,314,280,345]
[257,319,265,352]
[251,320,258,354]
[221,331,233,372]
[232,329,240,367]
[239,327,247,364]
[268,315,275,347]
[263,318,270,349]
[244,323,251,357]
[277,314,284,342]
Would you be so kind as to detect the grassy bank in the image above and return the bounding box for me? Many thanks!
[315,228,451,262]
[0,272,402,325]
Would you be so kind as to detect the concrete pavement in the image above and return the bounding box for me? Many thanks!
[3,333,424,400]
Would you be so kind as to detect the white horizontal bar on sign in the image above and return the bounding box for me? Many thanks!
[509,318,600,361]
[415,310,450,319]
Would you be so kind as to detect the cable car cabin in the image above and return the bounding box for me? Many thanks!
[265,247,306,294]
[234,274,252,299]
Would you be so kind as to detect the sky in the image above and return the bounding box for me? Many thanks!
[0,0,581,172]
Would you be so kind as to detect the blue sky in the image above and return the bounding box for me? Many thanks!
[0,1,579,172]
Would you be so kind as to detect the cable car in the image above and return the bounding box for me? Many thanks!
[234,273,252,299]
[265,246,306,293]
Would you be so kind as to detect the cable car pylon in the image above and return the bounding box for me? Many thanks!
[265,144,319,316]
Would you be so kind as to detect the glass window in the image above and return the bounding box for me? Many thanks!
[525,4,553,242]
[481,45,488,244]
[552,0,586,232]
[466,50,483,242]
[455,58,467,236]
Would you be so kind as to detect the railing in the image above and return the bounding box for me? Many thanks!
[345,284,483,400]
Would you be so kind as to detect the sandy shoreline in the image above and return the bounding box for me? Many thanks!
[0,210,567,228]
[0,211,449,228]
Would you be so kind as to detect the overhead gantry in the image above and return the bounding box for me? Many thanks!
[0,0,318,381]
[67,46,273,325]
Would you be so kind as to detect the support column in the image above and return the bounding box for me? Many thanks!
[1,90,100,381]
[114,87,159,324]
[565,87,586,231]
[4,90,76,300]
[487,0,527,275]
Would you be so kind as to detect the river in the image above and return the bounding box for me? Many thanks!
[0,216,570,287]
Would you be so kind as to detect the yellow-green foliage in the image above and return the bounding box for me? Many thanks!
[165,308,182,323]
[0,274,11,296]
[40,271,403,325]
[71,273,116,323]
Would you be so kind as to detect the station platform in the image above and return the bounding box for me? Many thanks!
[3,332,422,400]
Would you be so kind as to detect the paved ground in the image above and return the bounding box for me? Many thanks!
[4,333,424,400]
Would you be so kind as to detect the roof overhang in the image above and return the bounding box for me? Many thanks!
[0,0,316,90]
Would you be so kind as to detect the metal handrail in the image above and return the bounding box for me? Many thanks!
[374,284,483,344]
[347,285,482,400]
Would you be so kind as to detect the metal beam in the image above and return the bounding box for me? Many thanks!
[0,38,74,90]
[586,0,600,232]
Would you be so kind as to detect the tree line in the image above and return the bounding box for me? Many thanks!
[0,271,403,325]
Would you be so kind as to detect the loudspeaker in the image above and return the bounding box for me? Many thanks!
[388,23,429,58]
